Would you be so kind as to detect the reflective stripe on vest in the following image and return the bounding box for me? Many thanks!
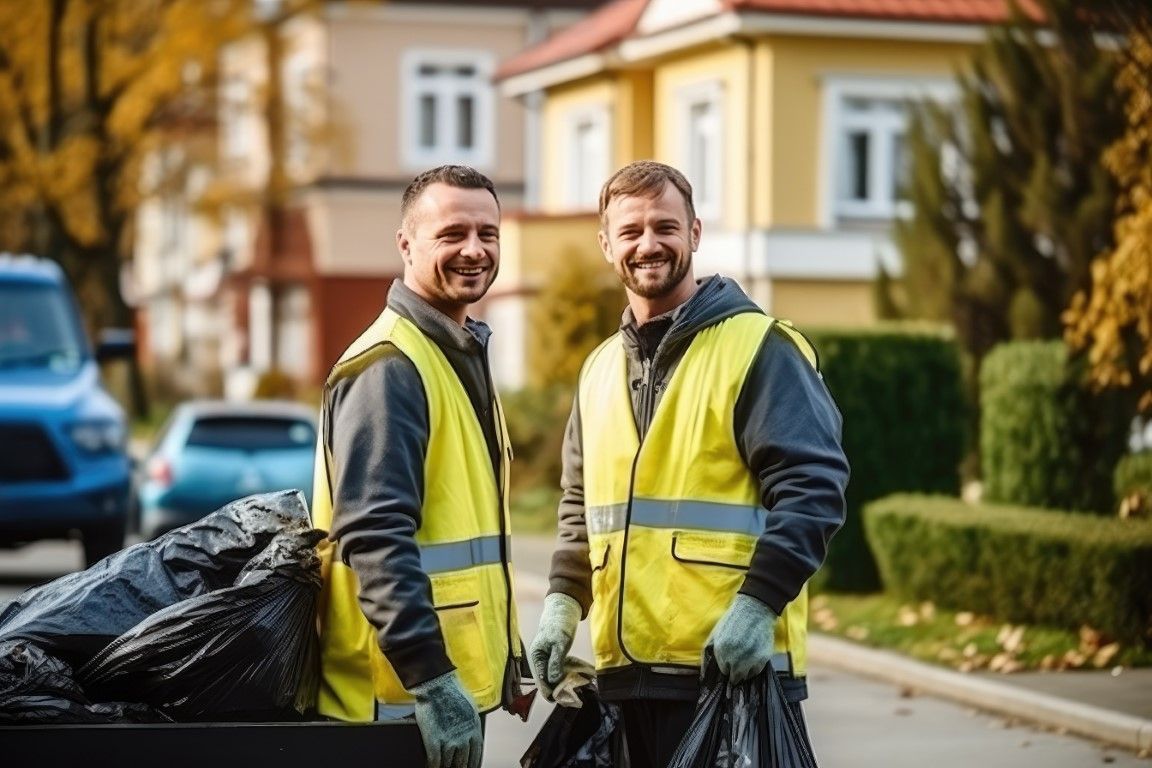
[587,501,768,536]
[421,535,506,574]
[578,311,813,676]
[312,308,520,721]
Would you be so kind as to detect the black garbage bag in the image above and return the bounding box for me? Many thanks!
[0,640,169,724]
[668,651,819,768]
[77,525,325,721]
[0,490,312,670]
[521,684,623,768]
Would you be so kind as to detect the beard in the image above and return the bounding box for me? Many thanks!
[618,252,692,299]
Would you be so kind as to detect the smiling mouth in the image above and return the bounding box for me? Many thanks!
[451,266,486,277]
[631,260,668,271]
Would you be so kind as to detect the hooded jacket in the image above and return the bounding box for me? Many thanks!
[548,275,849,702]
[321,280,518,700]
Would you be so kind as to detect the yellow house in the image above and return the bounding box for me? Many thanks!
[489,0,1023,387]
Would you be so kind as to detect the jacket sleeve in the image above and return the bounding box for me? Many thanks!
[547,395,593,617]
[326,346,454,689]
[735,326,850,615]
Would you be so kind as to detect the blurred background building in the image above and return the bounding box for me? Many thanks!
[131,0,599,399]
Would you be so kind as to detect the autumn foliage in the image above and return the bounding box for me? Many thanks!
[1064,36,1152,414]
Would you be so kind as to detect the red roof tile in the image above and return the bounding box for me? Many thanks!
[495,0,650,80]
[497,0,1041,81]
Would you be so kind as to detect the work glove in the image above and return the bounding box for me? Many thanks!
[705,593,779,684]
[529,592,582,702]
[411,670,483,768]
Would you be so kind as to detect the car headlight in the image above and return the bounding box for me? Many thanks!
[68,420,126,454]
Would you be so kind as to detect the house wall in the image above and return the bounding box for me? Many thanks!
[770,278,875,329]
[652,43,751,231]
[539,77,617,212]
[763,35,972,229]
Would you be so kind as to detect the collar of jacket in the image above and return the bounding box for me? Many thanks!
[619,274,762,358]
[386,279,492,353]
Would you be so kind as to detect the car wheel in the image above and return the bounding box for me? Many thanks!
[82,520,126,567]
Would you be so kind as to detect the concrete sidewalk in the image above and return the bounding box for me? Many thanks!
[511,533,1152,756]
[808,634,1152,755]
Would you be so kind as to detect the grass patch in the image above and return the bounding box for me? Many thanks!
[812,590,1152,672]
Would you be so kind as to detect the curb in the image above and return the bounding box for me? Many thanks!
[808,633,1152,754]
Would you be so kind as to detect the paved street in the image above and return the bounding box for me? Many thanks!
[0,538,1146,766]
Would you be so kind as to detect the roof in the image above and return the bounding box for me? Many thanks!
[495,0,649,80]
[0,254,65,285]
[496,0,1040,82]
[723,0,1038,24]
[177,399,317,422]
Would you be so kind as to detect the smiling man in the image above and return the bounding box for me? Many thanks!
[311,166,526,768]
[529,160,850,766]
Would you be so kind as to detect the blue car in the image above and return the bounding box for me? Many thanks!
[0,254,133,566]
[137,399,317,539]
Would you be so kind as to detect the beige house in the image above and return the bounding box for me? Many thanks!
[132,0,599,398]
[490,0,1021,387]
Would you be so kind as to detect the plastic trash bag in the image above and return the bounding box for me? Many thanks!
[0,490,312,669]
[521,684,624,768]
[77,525,324,721]
[668,651,818,768]
[0,640,168,724]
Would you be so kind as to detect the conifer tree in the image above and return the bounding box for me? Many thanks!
[887,0,1126,368]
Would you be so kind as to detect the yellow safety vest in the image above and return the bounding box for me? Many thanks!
[311,308,521,721]
[579,312,816,677]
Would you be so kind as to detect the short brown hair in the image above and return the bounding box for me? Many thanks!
[598,160,695,226]
[400,165,499,226]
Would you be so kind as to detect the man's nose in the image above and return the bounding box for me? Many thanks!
[460,231,485,258]
[636,229,659,254]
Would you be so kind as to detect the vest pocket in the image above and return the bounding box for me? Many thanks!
[432,572,496,702]
[588,537,624,669]
[671,531,754,569]
[658,532,752,658]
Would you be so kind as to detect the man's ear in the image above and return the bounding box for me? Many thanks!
[396,228,411,265]
[690,218,702,252]
[597,229,612,263]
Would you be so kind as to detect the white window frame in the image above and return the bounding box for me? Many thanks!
[401,48,495,169]
[676,79,725,222]
[820,76,956,228]
[563,104,611,210]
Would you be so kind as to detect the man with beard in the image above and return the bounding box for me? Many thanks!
[529,160,850,766]
[311,165,527,768]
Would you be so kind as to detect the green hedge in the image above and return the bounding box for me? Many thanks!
[864,493,1152,645]
[807,325,967,592]
[980,341,1129,514]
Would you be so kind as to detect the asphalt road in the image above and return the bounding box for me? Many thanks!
[0,538,1146,767]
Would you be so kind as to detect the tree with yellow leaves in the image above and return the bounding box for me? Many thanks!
[0,0,255,338]
[1065,6,1152,414]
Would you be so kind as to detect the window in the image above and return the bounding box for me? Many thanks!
[402,50,494,168]
[187,416,315,451]
[823,78,955,225]
[565,106,610,209]
[837,96,907,219]
[677,81,724,221]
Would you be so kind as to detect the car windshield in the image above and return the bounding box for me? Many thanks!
[0,282,86,371]
[186,416,316,451]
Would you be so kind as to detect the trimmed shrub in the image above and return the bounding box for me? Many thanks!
[1115,451,1152,518]
[864,493,1152,645]
[980,341,1129,514]
[807,325,967,592]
